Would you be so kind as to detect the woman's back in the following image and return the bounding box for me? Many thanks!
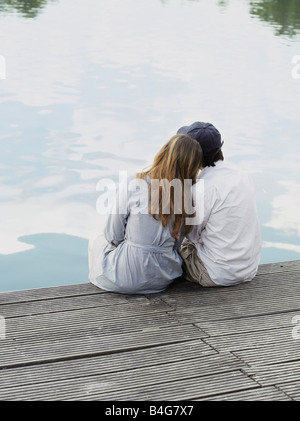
[100,177,183,294]
[89,134,203,294]
[112,176,177,248]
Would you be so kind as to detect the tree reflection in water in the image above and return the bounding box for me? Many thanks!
[161,0,300,38]
[2,0,300,38]
[0,0,55,18]
[250,0,300,37]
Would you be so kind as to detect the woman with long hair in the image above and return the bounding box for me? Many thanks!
[88,134,203,294]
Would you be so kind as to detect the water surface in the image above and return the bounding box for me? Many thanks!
[0,0,300,292]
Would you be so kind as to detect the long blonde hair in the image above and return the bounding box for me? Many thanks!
[137,134,203,240]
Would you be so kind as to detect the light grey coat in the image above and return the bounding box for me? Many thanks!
[88,177,183,294]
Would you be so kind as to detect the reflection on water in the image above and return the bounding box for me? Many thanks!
[0,0,54,18]
[164,0,300,37]
[0,0,300,292]
[0,234,88,291]
[250,0,300,37]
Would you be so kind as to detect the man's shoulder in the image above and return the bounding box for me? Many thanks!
[193,161,255,197]
[200,161,252,183]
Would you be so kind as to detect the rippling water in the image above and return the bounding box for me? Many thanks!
[0,0,300,292]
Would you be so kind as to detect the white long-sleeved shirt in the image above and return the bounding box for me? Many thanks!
[188,161,261,286]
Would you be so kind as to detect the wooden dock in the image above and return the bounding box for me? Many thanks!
[0,260,300,401]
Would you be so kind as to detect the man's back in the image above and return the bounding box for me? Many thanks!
[189,161,261,286]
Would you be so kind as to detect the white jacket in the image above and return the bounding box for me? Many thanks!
[188,161,261,286]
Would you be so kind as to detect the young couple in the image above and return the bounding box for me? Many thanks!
[88,122,261,294]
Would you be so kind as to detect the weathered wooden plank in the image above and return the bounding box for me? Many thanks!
[276,381,300,401]
[74,371,258,401]
[233,339,300,367]
[160,271,300,303]
[159,272,300,303]
[203,326,292,352]
[4,302,177,339]
[0,340,223,395]
[160,274,300,323]
[158,268,300,300]
[0,368,257,401]
[244,360,300,387]
[257,260,300,275]
[195,386,291,401]
[0,283,102,304]
[0,259,299,401]
[170,300,300,325]
[0,325,206,368]
[5,313,178,341]
[0,340,216,390]
[0,292,151,318]
[196,311,300,336]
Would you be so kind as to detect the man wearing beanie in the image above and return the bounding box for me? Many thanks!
[177,122,261,287]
